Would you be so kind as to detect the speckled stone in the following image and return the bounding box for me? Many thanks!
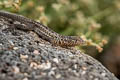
[0,15,118,80]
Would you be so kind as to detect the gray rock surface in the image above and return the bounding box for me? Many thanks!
[0,17,118,80]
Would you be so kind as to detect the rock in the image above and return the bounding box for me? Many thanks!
[0,17,118,80]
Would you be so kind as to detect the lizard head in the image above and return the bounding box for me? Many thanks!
[49,36,86,47]
[68,36,86,46]
[54,36,86,47]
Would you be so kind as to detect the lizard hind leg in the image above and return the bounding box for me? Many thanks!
[13,23,34,31]
[2,23,34,35]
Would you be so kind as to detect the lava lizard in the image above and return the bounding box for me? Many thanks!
[0,10,85,47]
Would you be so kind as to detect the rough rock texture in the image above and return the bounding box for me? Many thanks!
[0,17,118,80]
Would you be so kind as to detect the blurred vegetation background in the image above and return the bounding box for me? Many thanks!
[0,0,120,79]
